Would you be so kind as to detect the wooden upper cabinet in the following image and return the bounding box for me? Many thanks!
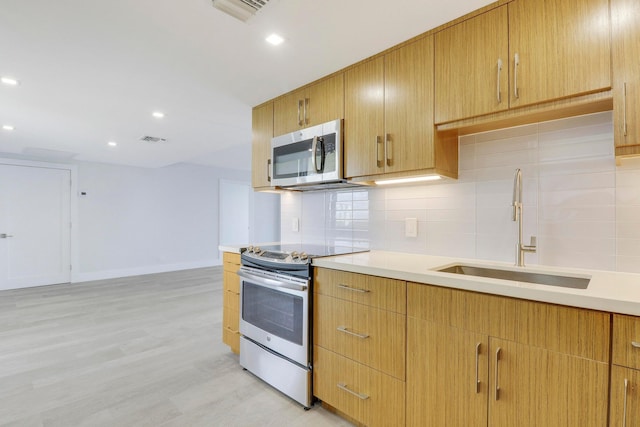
[611,0,640,157]
[344,57,385,178]
[273,73,344,137]
[384,36,436,174]
[508,0,611,108]
[345,36,439,178]
[251,102,273,189]
[435,6,509,124]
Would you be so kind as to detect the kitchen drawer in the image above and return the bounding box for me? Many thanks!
[223,252,240,272]
[223,306,239,333]
[613,314,640,369]
[223,325,240,354]
[488,295,610,363]
[407,282,489,334]
[313,346,405,427]
[223,270,240,294]
[314,268,406,314]
[224,289,239,312]
[314,293,406,380]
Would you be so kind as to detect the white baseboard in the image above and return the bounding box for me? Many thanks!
[72,259,223,283]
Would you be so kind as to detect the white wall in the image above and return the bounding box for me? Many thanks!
[74,161,279,282]
[281,111,640,274]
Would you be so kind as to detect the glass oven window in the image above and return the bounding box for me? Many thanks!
[242,282,303,345]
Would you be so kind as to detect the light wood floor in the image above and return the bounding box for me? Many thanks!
[0,267,351,427]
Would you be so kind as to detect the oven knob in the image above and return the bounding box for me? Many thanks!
[247,245,254,253]
[291,251,299,259]
[299,252,308,260]
[253,246,261,254]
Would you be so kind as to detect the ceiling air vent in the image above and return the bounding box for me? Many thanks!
[212,0,269,22]
[139,135,167,143]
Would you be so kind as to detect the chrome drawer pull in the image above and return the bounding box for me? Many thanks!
[337,382,369,400]
[337,326,369,339]
[623,378,629,427]
[475,342,481,394]
[337,284,370,293]
[495,347,502,401]
[631,341,640,348]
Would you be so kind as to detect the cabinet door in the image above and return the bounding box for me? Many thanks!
[407,318,488,427]
[306,73,344,128]
[251,103,273,189]
[344,57,385,178]
[488,338,609,427]
[610,365,640,427]
[435,6,509,124]
[612,0,640,157]
[273,87,306,137]
[385,36,436,173]
[508,0,611,108]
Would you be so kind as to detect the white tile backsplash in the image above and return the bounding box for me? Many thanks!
[280,111,640,273]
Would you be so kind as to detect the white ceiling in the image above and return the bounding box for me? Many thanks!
[0,0,492,170]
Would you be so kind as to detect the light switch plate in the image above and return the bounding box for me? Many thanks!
[292,218,300,232]
[405,218,418,237]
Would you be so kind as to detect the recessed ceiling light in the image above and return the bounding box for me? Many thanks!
[152,111,165,119]
[2,125,15,131]
[265,33,284,46]
[1,77,19,86]
[107,141,117,147]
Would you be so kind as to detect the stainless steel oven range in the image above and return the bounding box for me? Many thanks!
[238,244,366,408]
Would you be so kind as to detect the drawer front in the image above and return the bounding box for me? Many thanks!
[223,251,240,265]
[314,294,406,380]
[407,282,489,334]
[223,326,240,354]
[224,288,239,311]
[613,314,640,369]
[314,268,406,314]
[223,270,240,294]
[489,295,610,363]
[223,306,239,333]
[313,346,405,427]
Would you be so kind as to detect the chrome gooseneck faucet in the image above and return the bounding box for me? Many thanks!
[512,168,536,267]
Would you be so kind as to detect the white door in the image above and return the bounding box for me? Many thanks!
[219,180,250,245]
[0,164,71,290]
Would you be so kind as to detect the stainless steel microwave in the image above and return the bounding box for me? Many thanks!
[271,119,343,188]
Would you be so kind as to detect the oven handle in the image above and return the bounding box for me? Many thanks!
[237,270,308,292]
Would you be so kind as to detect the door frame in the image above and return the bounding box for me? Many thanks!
[0,158,79,283]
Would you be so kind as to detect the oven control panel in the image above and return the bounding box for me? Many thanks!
[244,246,309,264]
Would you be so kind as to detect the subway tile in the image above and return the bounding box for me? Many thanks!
[474,123,537,143]
[537,111,612,133]
[617,256,640,274]
[617,238,640,257]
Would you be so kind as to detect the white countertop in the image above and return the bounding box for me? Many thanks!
[312,251,640,316]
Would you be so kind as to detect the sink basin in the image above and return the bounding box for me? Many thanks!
[437,264,590,289]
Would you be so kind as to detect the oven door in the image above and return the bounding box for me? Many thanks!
[238,266,309,367]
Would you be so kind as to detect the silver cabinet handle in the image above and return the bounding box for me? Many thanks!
[337,382,369,400]
[497,58,503,104]
[376,135,383,167]
[631,341,640,348]
[385,133,392,167]
[267,159,271,183]
[337,326,369,339]
[475,342,481,394]
[624,82,628,137]
[304,98,309,125]
[495,347,501,401]
[0,234,13,238]
[624,378,629,427]
[297,99,303,126]
[337,284,370,293]
[514,53,520,99]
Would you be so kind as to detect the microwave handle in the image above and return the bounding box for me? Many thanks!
[311,136,324,173]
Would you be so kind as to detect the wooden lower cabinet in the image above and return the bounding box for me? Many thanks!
[488,338,609,427]
[611,365,640,426]
[406,282,610,427]
[406,318,488,427]
[313,346,405,427]
[222,252,241,354]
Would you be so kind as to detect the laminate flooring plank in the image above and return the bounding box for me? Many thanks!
[0,267,350,427]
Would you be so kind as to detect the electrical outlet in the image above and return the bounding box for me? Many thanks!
[405,218,418,237]
[292,218,300,232]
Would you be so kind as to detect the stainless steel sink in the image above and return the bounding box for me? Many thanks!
[437,264,590,289]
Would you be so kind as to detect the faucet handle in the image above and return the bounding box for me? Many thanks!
[530,236,537,247]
